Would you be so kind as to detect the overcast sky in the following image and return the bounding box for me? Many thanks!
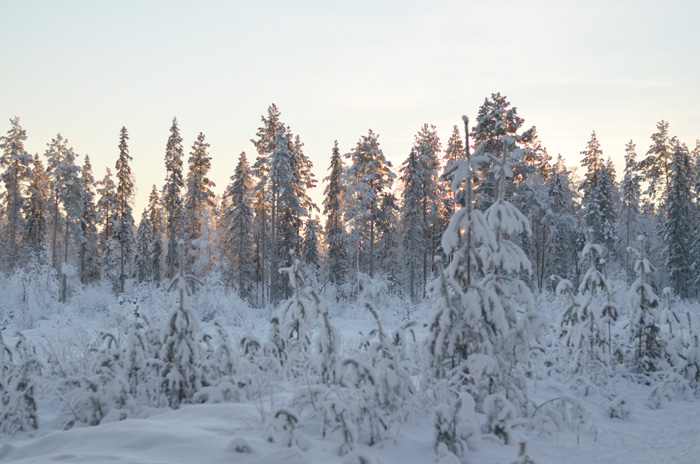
[2,0,699,214]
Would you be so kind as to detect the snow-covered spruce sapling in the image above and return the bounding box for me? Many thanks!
[627,236,662,373]
[195,323,243,404]
[271,254,317,365]
[160,240,204,408]
[556,231,616,380]
[0,332,41,435]
[56,332,132,428]
[425,123,546,416]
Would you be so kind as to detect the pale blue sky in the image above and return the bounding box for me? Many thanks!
[2,0,699,214]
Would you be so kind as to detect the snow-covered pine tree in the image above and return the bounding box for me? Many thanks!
[114,127,136,294]
[541,155,578,290]
[640,120,672,211]
[96,168,118,288]
[147,185,163,283]
[580,132,617,253]
[160,240,204,408]
[344,129,395,279]
[323,140,347,286]
[23,154,49,263]
[267,127,296,303]
[79,155,100,284]
[425,117,546,415]
[439,125,464,231]
[663,140,693,298]
[413,124,442,293]
[400,148,426,301]
[183,132,216,271]
[222,152,255,300]
[620,141,641,277]
[376,192,401,286]
[44,134,70,271]
[470,93,535,210]
[0,118,31,272]
[557,230,616,381]
[627,236,662,373]
[135,207,154,283]
[691,140,700,294]
[162,117,185,280]
[251,104,284,306]
[55,144,83,302]
[302,217,321,275]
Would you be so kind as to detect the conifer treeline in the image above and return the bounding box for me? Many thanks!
[1,95,699,304]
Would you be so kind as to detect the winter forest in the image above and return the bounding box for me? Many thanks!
[1,94,700,463]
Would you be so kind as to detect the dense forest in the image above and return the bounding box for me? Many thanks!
[1,94,698,305]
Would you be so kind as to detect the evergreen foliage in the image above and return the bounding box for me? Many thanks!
[162,117,185,279]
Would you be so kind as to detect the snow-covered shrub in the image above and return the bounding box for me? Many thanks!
[682,335,700,390]
[55,332,133,429]
[433,392,479,459]
[339,358,388,446]
[1,257,58,330]
[0,332,41,435]
[267,408,308,449]
[607,395,634,420]
[483,393,517,444]
[646,373,693,409]
[362,303,415,413]
[531,395,588,436]
[319,394,357,456]
[315,291,341,385]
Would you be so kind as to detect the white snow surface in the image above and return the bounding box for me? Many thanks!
[1,389,699,464]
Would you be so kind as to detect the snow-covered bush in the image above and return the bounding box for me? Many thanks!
[607,395,634,420]
[433,392,479,458]
[267,408,308,449]
[530,395,588,436]
[0,332,41,435]
[55,332,133,429]
[482,393,518,444]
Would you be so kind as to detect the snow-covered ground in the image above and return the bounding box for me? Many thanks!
[2,381,699,464]
[1,275,699,464]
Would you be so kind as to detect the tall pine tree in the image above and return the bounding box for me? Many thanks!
[344,129,395,278]
[184,132,216,270]
[663,139,693,298]
[162,117,185,279]
[323,141,346,286]
[0,117,31,271]
[222,152,255,300]
[114,127,135,294]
